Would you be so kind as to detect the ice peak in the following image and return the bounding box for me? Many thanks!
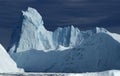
[22,7,44,28]
[95,27,108,33]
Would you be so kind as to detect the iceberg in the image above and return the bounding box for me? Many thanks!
[0,44,23,73]
[8,7,120,72]
[8,7,120,53]
[8,7,84,53]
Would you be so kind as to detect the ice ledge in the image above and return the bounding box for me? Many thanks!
[95,27,108,33]
[95,27,120,43]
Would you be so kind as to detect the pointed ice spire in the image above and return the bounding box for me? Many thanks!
[22,7,45,29]
[11,7,48,52]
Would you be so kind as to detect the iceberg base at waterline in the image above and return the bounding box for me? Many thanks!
[0,70,120,76]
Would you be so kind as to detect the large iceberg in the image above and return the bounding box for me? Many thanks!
[8,7,120,53]
[8,7,86,53]
[8,7,120,72]
[0,44,23,73]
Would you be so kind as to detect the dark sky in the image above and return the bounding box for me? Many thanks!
[0,0,120,49]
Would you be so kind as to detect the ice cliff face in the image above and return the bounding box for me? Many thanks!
[8,7,84,53]
[8,7,120,72]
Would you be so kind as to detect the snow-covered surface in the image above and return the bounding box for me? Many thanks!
[8,7,120,72]
[107,32,120,43]
[0,44,23,73]
[0,70,120,76]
